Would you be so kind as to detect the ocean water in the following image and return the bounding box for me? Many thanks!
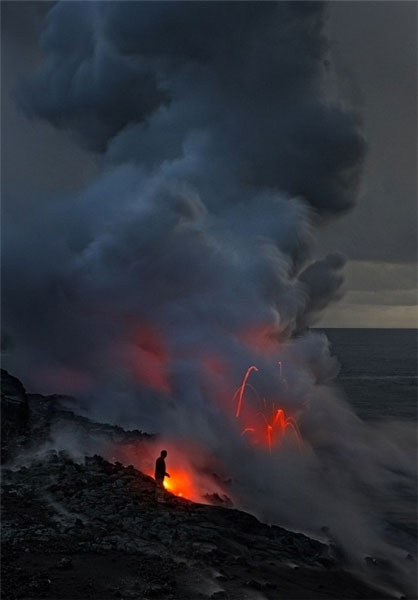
[322,328,417,552]
[323,328,417,422]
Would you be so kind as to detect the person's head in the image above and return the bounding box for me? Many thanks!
[160,450,167,458]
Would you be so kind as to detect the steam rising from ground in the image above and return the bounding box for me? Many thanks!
[3,2,416,594]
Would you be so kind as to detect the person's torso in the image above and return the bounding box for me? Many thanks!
[155,457,165,479]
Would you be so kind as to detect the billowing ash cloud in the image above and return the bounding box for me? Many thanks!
[5,1,367,391]
[15,1,364,215]
[3,2,416,595]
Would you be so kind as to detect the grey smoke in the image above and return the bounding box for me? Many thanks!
[2,2,415,595]
[297,252,346,328]
[15,1,364,215]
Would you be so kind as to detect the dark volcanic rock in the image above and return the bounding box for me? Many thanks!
[1,451,390,600]
[55,557,73,570]
[1,370,152,465]
[1,369,30,462]
[1,372,392,599]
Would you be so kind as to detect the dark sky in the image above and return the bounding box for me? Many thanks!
[2,1,417,328]
[317,1,417,327]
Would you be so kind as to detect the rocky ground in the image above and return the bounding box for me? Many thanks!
[2,451,392,600]
[1,370,396,599]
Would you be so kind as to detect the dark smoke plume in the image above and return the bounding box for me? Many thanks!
[15,1,364,215]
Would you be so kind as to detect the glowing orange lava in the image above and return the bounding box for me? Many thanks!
[107,439,228,503]
[162,468,196,498]
[143,464,199,500]
[234,364,302,452]
[233,365,259,417]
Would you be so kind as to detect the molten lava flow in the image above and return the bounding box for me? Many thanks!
[106,439,230,504]
[109,357,301,503]
[241,405,302,453]
[241,427,256,435]
[162,468,196,498]
[234,365,259,417]
[235,364,302,452]
[266,407,302,452]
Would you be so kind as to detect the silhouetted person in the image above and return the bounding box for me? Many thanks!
[154,450,170,502]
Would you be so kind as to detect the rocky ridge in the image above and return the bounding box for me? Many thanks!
[2,451,390,600]
[1,370,391,599]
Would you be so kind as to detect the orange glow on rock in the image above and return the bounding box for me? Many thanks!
[162,468,197,499]
[107,439,229,504]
